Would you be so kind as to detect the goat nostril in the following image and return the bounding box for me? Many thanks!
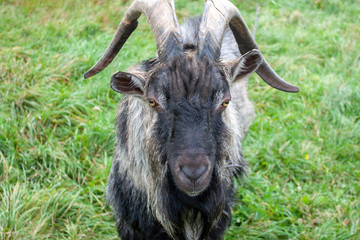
[181,165,206,183]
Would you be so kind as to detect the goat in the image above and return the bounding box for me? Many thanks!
[84,0,299,239]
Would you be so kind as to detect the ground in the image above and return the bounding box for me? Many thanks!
[0,0,359,239]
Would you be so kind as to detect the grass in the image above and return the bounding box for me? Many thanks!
[0,0,359,239]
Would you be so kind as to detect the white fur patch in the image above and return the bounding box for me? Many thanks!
[183,211,203,240]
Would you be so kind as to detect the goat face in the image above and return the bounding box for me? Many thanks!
[151,56,224,196]
[110,49,263,196]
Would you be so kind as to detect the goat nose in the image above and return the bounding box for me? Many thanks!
[181,165,206,183]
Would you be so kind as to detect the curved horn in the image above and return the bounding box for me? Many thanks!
[84,0,183,79]
[198,0,299,93]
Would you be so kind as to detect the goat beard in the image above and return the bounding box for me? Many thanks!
[150,157,234,238]
[147,126,245,238]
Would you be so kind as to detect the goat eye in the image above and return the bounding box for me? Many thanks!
[222,100,230,107]
[148,99,158,107]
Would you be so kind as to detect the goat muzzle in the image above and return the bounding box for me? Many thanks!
[172,152,213,197]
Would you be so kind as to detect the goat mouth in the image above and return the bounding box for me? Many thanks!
[178,184,208,197]
[187,185,206,197]
[174,170,212,196]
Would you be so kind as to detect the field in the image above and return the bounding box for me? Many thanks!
[1,0,359,239]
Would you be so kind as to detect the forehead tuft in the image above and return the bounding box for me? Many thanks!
[149,52,228,100]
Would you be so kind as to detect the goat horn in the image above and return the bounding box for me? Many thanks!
[198,0,299,93]
[84,0,183,79]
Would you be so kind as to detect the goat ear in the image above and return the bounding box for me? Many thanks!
[110,71,144,95]
[230,49,263,82]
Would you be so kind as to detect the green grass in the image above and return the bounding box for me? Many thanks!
[0,0,359,239]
